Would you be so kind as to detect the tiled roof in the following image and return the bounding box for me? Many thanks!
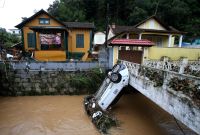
[110,15,185,35]
[64,22,95,29]
[110,39,155,47]
[15,9,94,30]
[134,15,171,30]
[111,25,142,35]
[16,9,66,29]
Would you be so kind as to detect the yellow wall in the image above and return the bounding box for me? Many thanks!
[171,37,175,47]
[25,14,62,27]
[68,29,91,61]
[142,34,169,47]
[34,51,66,61]
[137,18,166,30]
[22,13,92,61]
[148,47,200,60]
[136,18,181,48]
[23,13,64,51]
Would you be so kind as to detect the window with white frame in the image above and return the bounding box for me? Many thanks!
[39,18,50,24]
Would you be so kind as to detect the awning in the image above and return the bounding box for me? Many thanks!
[30,26,66,33]
[110,39,155,47]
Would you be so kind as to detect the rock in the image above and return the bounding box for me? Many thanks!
[25,87,31,91]
[35,83,40,88]
[49,88,56,92]
[23,83,29,87]
[35,88,41,93]
[15,78,20,82]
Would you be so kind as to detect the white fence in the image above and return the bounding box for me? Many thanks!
[143,58,200,76]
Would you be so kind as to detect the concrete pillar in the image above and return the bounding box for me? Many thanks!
[139,33,142,40]
[142,47,148,64]
[126,33,129,39]
[178,35,183,47]
[179,57,188,74]
[126,33,130,50]
[168,34,172,47]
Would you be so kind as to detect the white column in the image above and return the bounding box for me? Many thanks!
[142,47,148,64]
[126,33,130,50]
[178,35,183,47]
[179,57,188,74]
[168,34,172,47]
[126,33,129,39]
[139,33,142,40]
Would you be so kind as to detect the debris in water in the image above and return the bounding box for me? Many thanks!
[84,95,119,134]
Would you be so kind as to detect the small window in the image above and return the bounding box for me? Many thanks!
[76,34,84,48]
[39,18,50,24]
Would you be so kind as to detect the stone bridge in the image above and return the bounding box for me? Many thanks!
[120,60,200,135]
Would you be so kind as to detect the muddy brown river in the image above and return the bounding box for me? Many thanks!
[0,93,196,135]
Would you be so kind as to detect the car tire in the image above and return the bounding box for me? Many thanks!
[110,72,122,83]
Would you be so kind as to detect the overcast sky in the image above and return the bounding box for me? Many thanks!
[0,0,55,31]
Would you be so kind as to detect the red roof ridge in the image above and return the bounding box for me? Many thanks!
[110,39,155,47]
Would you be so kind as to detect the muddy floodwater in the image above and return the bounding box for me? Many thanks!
[0,93,196,135]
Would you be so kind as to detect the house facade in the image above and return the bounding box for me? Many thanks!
[8,29,21,37]
[16,9,94,61]
[108,15,200,64]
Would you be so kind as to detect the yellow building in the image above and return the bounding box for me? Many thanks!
[108,15,200,63]
[16,9,94,61]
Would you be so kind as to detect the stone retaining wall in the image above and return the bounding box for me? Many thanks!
[0,68,102,96]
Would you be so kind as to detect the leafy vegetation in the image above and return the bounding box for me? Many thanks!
[84,95,118,134]
[184,66,200,77]
[48,0,200,37]
[139,66,164,87]
[69,68,105,94]
[169,77,200,100]
[94,113,118,134]
[0,28,20,48]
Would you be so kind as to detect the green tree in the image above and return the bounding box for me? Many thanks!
[48,0,86,22]
[47,0,200,37]
[0,28,20,48]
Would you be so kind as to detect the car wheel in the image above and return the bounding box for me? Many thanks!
[110,72,122,83]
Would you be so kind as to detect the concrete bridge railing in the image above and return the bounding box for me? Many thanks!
[143,58,200,76]
[120,60,200,134]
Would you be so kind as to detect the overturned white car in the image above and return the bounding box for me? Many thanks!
[84,63,129,125]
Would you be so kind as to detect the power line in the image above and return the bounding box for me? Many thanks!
[154,2,159,16]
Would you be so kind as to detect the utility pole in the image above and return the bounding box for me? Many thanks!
[105,3,109,48]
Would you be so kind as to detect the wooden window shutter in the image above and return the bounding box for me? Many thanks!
[27,33,36,48]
